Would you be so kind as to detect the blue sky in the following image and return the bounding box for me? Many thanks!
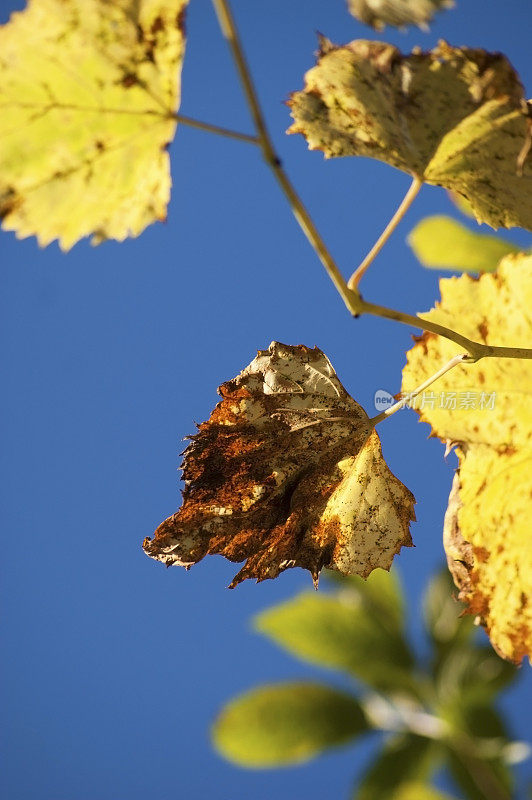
[1,1,531,798]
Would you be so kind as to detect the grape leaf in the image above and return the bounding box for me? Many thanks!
[211,682,368,767]
[326,566,406,635]
[144,342,415,587]
[347,0,453,31]
[288,40,532,231]
[254,590,415,692]
[444,448,531,663]
[402,254,532,662]
[354,735,443,800]
[445,736,513,800]
[0,0,188,250]
[372,786,457,800]
[408,216,521,273]
[449,191,476,219]
[424,568,473,651]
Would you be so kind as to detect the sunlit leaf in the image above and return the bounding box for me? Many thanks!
[289,40,532,231]
[211,682,368,767]
[449,191,476,219]
[144,342,415,587]
[347,0,453,31]
[382,786,457,800]
[402,254,532,662]
[0,0,188,250]
[408,216,520,273]
[444,450,531,663]
[254,591,415,692]
[326,566,406,635]
[354,734,440,799]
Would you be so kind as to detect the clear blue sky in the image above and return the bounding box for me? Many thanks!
[1,1,531,798]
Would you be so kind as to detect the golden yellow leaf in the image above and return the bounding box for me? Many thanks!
[403,255,532,449]
[288,40,532,231]
[0,0,188,250]
[444,450,532,663]
[402,254,532,662]
[347,0,453,31]
[144,342,415,587]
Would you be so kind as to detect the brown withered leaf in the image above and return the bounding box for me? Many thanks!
[144,342,415,587]
[288,40,532,231]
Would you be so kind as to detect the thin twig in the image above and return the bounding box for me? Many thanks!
[211,0,354,312]
[358,297,532,361]
[369,353,468,426]
[176,113,258,144]
[348,175,423,289]
[211,0,532,365]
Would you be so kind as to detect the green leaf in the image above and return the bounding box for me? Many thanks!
[408,216,520,273]
[445,745,513,800]
[325,566,405,635]
[211,682,368,767]
[347,0,453,31]
[424,569,474,651]
[446,703,509,742]
[378,784,458,800]
[254,591,416,693]
[442,706,513,799]
[354,734,440,799]
[436,645,518,706]
[289,41,532,231]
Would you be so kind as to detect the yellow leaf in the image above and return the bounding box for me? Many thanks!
[448,191,476,219]
[288,40,532,231]
[0,0,188,250]
[408,215,521,273]
[444,450,532,663]
[402,254,532,662]
[390,783,457,800]
[347,0,454,31]
[144,342,415,587]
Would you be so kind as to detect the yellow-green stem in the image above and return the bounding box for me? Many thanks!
[348,175,423,289]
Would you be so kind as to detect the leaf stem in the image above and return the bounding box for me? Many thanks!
[449,739,512,800]
[211,0,355,312]
[348,175,423,289]
[357,296,532,361]
[369,353,469,425]
[211,0,532,365]
[176,113,259,144]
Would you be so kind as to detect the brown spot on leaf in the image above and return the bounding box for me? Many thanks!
[121,73,138,88]
[474,545,490,563]
[151,16,164,35]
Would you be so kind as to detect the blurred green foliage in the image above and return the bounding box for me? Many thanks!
[212,568,529,799]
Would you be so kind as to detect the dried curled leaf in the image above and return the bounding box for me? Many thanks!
[288,40,532,231]
[0,0,188,250]
[402,254,532,662]
[144,342,415,587]
[347,0,453,31]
